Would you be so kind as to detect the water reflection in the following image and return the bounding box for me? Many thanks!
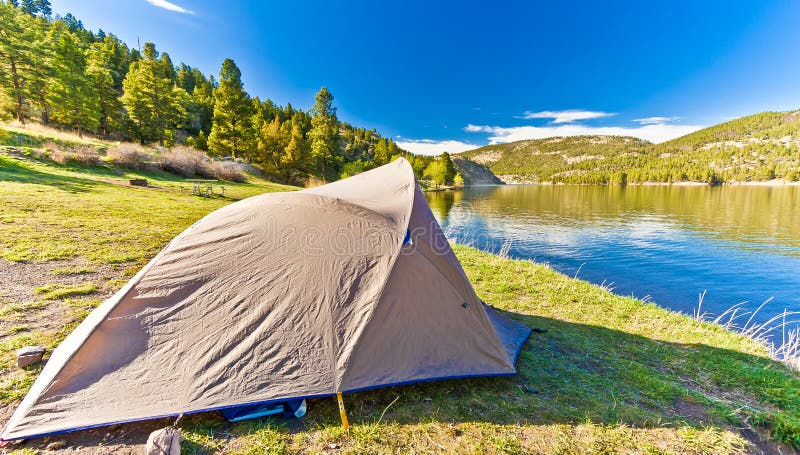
[426,185,800,335]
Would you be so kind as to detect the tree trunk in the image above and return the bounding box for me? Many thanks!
[10,58,24,124]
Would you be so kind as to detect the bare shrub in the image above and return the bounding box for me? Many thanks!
[159,146,213,178]
[211,161,246,182]
[44,141,101,166]
[107,144,156,171]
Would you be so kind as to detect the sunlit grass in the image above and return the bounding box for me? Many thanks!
[1,138,798,453]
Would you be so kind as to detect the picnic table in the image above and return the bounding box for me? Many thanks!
[182,179,225,196]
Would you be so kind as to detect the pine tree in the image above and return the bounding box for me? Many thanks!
[176,63,195,93]
[86,43,123,136]
[158,51,175,82]
[48,23,98,135]
[19,0,50,18]
[440,152,457,183]
[208,58,254,158]
[372,138,390,165]
[190,72,214,133]
[308,87,340,179]
[0,4,50,123]
[121,42,187,144]
[281,119,309,182]
[256,115,286,172]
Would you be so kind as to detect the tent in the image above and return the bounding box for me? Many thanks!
[1,158,530,441]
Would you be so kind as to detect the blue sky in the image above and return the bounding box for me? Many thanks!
[50,0,800,155]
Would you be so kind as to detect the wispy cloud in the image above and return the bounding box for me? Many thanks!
[465,122,704,144]
[145,0,194,14]
[519,109,615,124]
[633,116,679,125]
[395,139,478,156]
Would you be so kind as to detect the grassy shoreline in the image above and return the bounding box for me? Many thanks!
[1,144,799,453]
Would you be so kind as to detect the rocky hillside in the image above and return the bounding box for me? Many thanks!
[457,111,800,184]
[452,156,503,185]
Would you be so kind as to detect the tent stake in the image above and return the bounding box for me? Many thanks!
[336,392,350,432]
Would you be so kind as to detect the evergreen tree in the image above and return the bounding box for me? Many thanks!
[208,58,254,158]
[372,137,390,165]
[158,51,175,82]
[86,42,123,136]
[120,42,187,144]
[0,4,49,123]
[19,0,50,18]
[189,71,214,133]
[194,130,208,150]
[281,118,309,181]
[440,151,457,182]
[176,63,195,93]
[308,86,339,179]
[256,115,287,172]
[48,23,98,135]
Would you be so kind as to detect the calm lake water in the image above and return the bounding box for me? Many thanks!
[425,184,800,338]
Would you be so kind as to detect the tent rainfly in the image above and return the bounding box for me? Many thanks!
[1,158,531,441]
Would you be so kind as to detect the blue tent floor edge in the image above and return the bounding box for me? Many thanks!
[1,360,531,442]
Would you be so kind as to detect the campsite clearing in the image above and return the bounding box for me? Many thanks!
[1,149,799,453]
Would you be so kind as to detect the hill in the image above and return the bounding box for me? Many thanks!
[1,131,799,453]
[458,111,800,184]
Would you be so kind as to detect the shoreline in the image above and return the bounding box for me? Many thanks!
[460,244,800,372]
[485,177,800,187]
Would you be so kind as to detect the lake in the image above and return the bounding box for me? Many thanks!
[425,184,800,340]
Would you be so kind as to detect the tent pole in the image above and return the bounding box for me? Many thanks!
[336,392,350,432]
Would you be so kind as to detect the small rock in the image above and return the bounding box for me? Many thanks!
[16,345,45,368]
[327,443,340,449]
[146,427,183,455]
[46,441,66,450]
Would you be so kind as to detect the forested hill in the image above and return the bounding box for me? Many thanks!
[0,1,462,185]
[458,111,800,184]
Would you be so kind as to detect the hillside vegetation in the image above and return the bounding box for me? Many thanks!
[460,111,800,184]
[1,131,800,454]
[0,1,466,187]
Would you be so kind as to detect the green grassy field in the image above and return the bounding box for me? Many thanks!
[1,134,799,454]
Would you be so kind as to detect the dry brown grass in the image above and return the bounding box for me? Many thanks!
[44,142,101,167]
[159,146,214,178]
[211,161,247,182]
[106,144,156,171]
[3,121,105,146]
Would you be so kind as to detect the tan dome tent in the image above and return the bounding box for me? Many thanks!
[1,158,530,441]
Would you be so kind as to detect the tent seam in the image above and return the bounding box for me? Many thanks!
[333,163,418,391]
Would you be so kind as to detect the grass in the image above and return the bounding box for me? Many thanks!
[33,283,98,300]
[0,128,799,453]
[0,136,294,265]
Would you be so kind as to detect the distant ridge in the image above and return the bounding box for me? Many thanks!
[457,111,800,184]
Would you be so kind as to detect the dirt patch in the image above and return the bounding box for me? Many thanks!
[673,397,711,424]
[3,417,175,454]
[0,258,115,305]
[0,258,132,452]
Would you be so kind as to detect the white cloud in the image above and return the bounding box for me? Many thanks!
[633,116,679,125]
[464,122,704,144]
[520,110,615,124]
[396,139,478,156]
[145,0,194,14]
